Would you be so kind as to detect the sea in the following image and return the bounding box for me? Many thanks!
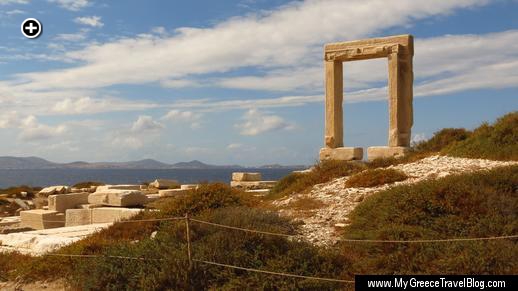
[0,168,299,188]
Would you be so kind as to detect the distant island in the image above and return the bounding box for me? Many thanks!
[0,156,306,170]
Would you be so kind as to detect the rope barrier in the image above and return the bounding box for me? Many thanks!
[44,253,164,261]
[36,217,185,226]
[190,218,518,243]
[37,216,518,243]
[189,218,297,238]
[339,234,518,243]
[193,259,354,284]
[22,215,517,286]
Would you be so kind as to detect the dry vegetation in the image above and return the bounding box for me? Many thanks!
[345,168,408,188]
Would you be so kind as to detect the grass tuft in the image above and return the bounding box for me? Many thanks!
[443,111,518,160]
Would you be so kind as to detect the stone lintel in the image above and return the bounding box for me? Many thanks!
[325,34,413,62]
[367,146,409,161]
[319,147,363,161]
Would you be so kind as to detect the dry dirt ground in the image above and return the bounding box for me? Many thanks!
[272,155,517,246]
[0,280,67,290]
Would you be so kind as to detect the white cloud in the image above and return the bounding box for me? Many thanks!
[110,136,144,150]
[169,95,323,113]
[49,0,89,11]
[0,0,29,5]
[75,16,103,28]
[5,9,25,15]
[0,111,21,128]
[151,26,167,35]
[162,109,202,128]
[7,0,489,91]
[18,115,66,142]
[131,115,164,133]
[160,79,200,88]
[236,108,295,136]
[411,133,427,144]
[226,143,256,152]
[54,32,87,42]
[52,97,158,115]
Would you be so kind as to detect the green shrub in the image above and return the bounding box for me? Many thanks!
[341,165,518,274]
[268,160,365,199]
[345,168,408,188]
[60,207,349,290]
[151,182,256,217]
[443,111,518,160]
[72,181,105,188]
[0,185,41,198]
[414,128,471,152]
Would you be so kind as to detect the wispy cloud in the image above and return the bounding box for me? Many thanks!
[5,9,25,15]
[0,0,29,5]
[0,112,67,141]
[236,109,295,136]
[49,0,90,11]
[5,0,489,92]
[131,115,164,133]
[74,16,103,28]
[52,97,158,115]
[162,109,203,129]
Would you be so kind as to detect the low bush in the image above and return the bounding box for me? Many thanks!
[345,168,408,188]
[0,185,41,198]
[414,128,471,152]
[72,181,105,188]
[151,182,256,217]
[443,111,518,160]
[268,160,365,199]
[6,207,349,290]
[341,165,518,274]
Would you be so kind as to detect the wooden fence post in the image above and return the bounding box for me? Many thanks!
[185,213,193,269]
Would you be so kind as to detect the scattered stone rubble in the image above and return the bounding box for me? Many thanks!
[0,179,199,254]
[273,155,518,246]
[0,172,275,255]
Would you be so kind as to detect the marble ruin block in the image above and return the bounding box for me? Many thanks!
[319,147,363,161]
[96,184,141,192]
[231,172,262,182]
[65,208,142,226]
[149,179,180,189]
[88,190,147,207]
[367,146,409,161]
[20,210,65,230]
[48,192,90,213]
[158,189,190,198]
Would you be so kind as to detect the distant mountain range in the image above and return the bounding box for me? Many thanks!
[0,156,306,170]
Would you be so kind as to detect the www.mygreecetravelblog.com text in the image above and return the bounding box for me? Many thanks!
[355,275,515,290]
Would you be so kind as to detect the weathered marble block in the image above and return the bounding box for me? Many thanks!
[88,190,147,207]
[20,210,65,230]
[48,192,90,213]
[231,172,262,182]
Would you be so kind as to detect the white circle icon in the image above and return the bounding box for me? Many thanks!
[21,18,42,39]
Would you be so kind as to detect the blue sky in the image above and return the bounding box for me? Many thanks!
[0,0,517,166]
